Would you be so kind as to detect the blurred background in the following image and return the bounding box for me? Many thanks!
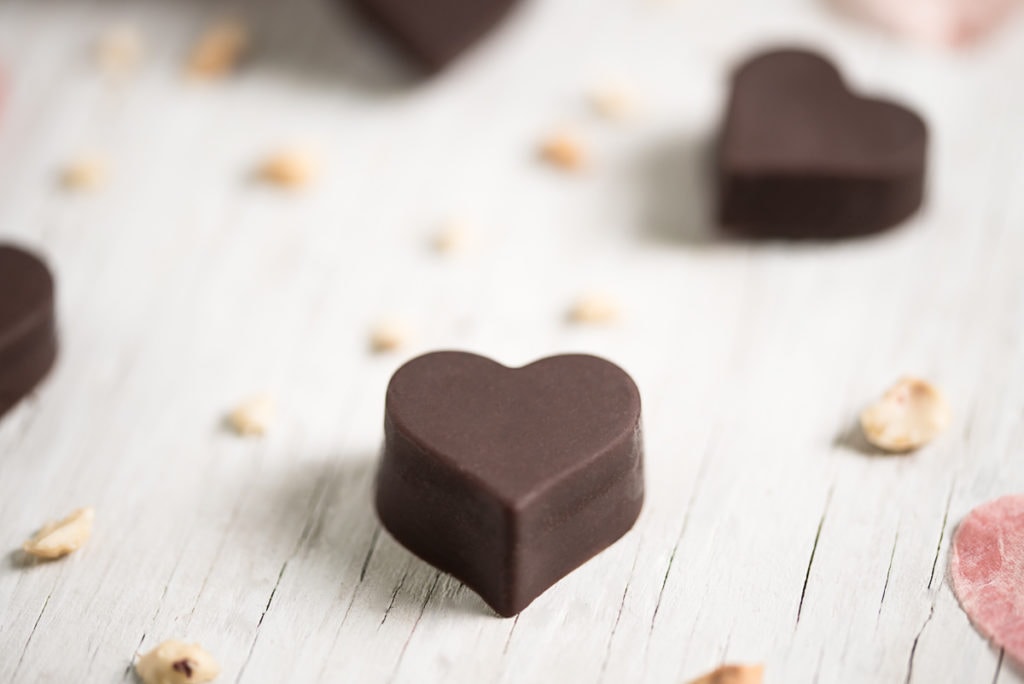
[1,0,1024,682]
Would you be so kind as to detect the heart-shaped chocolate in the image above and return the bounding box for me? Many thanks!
[351,0,519,72]
[378,351,644,616]
[718,48,928,239]
[951,495,1024,666]
[0,244,58,419]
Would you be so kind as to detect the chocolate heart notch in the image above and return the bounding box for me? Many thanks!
[351,0,519,72]
[718,48,928,239]
[0,245,58,419]
[378,351,644,616]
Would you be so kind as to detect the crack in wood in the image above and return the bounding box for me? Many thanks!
[235,560,289,684]
[904,604,935,684]
[122,631,147,681]
[599,548,642,682]
[992,648,1005,683]
[388,571,441,684]
[12,591,52,680]
[380,571,408,628]
[649,438,716,635]
[878,530,900,619]
[314,525,387,681]
[186,487,251,623]
[360,527,382,583]
[927,480,956,591]
[502,614,520,655]
[234,478,331,684]
[797,485,834,625]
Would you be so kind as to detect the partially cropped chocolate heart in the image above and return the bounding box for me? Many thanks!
[351,0,519,72]
[718,48,928,239]
[378,351,644,616]
[0,245,58,419]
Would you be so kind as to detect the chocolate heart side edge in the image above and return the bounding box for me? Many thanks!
[376,351,644,616]
[718,48,929,239]
[350,0,521,73]
[0,245,58,419]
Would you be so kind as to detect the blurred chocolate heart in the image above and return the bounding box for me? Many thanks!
[718,49,928,239]
[0,245,57,419]
[352,0,520,72]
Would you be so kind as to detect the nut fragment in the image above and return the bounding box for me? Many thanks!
[540,129,587,171]
[187,20,248,79]
[62,155,108,190]
[590,83,638,121]
[688,664,764,684]
[569,293,620,324]
[258,148,318,189]
[860,377,951,452]
[226,395,275,437]
[136,640,220,684]
[433,218,473,254]
[370,320,409,353]
[22,507,94,560]
[96,24,144,74]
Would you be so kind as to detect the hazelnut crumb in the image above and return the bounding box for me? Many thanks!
[860,377,951,452]
[688,664,764,684]
[226,395,275,437]
[258,149,318,189]
[62,155,109,190]
[590,83,637,121]
[96,24,144,74]
[569,293,620,324]
[433,218,473,254]
[22,507,94,560]
[136,640,220,684]
[370,321,409,353]
[187,20,249,79]
[540,130,587,171]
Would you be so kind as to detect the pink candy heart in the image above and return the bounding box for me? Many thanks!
[951,495,1024,665]
[836,0,1021,47]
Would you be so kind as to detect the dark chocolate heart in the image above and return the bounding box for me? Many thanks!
[351,0,519,72]
[378,351,644,616]
[718,48,928,239]
[0,244,58,419]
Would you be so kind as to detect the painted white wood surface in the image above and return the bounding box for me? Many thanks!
[1,0,1023,682]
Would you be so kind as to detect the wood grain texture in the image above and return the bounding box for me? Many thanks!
[1,0,1023,682]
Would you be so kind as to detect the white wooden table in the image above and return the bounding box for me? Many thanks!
[1,0,1023,681]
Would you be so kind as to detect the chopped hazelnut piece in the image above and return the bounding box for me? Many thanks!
[136,640,220,684]
[96,24,144,74]
[62,155,109,190]
[370,321,409,353]
[688,664,764,684]
[540,130,587,171]
[22,507,94,560]
[433,218,473,254]
[860,377,951,452]
[187,20,248,79]
[258,149,318,189]
[569,293,620,324]
[590,83,637,121]
[226,395,275,437]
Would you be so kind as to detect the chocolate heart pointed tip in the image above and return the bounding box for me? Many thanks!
[718,47,928,239]
[378,351,644,616]
[0,244,58,419]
